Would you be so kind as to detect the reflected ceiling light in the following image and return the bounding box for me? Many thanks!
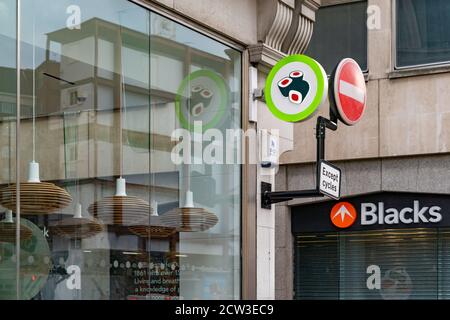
[0,27,72,214]
[0,162,73,214]
[159,190,218,232]
[128,201,177,238]
[51,203,103,239]
[0,210,32,243]
[87,30,152,227]
[88,178,152,226]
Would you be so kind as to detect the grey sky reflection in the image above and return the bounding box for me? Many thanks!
[0,0,232,69]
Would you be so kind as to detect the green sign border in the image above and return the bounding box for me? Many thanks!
[265,54,327,122]
[175,70,228,132]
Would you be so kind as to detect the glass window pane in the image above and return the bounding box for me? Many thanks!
[0,0,19,300]
[150,12,241,300]
[0,0,241,300]
[396,0,450,67]
[305,1,368,74]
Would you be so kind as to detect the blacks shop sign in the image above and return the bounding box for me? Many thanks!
[292,192,450,233]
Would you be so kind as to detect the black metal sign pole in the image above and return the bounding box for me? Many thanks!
[261,112,338,209]
[316,112,338,185]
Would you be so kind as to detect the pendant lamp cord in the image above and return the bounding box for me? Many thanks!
[32,14,36,162]
[119,26,125,179]
[184,72,191,204]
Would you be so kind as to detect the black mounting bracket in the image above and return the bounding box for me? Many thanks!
[261,113,338,209]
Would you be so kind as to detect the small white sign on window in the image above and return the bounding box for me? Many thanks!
[319,160,341,200]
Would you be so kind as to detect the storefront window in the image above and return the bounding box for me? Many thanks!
[293,193,450,300]
[0,0,241,300]
[0,0,18,299]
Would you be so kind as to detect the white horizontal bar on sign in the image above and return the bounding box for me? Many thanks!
[339,80,365,103]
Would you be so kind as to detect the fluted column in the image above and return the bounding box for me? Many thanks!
[250,0,321,70]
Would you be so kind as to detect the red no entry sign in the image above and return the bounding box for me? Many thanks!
[330,58,366,126]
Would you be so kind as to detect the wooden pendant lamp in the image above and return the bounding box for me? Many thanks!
[0,162,72,214]
[52,203,103,239]
[128,201,176,238]
[160,190,218,232]
[0,24,72,214]
[0,210,33,243]
[87,29,152,227]
[157,74,222,233]
[88,178,152,226]
[51,112,103,239]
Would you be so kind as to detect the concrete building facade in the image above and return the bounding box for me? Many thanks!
[275,0,450,300]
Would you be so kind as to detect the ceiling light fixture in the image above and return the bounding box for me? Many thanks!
[88,25,152,227]
[160,189,218,232]
[0,14,72,214]
[128,200,177,238]
[0,210,32,243]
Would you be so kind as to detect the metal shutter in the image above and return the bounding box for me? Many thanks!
[295,228,450,300]
[294,233,339,299]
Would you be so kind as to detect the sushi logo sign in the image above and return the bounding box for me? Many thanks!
[265,55,328,122]
[175,70,228,132]
[277,71,310,105]
[189,85,214,117]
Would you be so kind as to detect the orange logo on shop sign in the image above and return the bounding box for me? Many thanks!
[330,202,357,228]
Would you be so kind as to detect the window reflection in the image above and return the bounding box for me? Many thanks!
[0,0,241,300]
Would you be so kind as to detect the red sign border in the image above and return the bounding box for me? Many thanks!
[332,58,367,126]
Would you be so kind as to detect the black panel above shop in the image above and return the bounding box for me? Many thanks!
[292,191,450,234]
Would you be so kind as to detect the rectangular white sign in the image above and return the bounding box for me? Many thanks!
[319,161,341,200]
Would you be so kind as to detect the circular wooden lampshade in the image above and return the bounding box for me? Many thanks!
[159,207,218,232]
[128,216,176,239]
[0,221,33,243]
[0,182,73,214]
[51,216,104,239]
[87,195,152,226]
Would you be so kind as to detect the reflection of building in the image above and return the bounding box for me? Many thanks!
[44,17,240,300]
[0,67,31,117]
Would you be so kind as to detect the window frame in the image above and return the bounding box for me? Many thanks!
[393,0,450,71]
[128,0,245,52]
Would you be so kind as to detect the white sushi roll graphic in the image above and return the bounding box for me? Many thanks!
[278,77,292,97]
[189,86,214,116]
[191,85,203,93]
[200,88,213,99]
[289,70,303,78]
[191,103,204,116]
[277,70,310,105]
[289,90,303,105]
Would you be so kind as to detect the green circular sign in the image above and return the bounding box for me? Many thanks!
[175,70,229,132]
[0,218,51,300]
[265,54,328,122]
